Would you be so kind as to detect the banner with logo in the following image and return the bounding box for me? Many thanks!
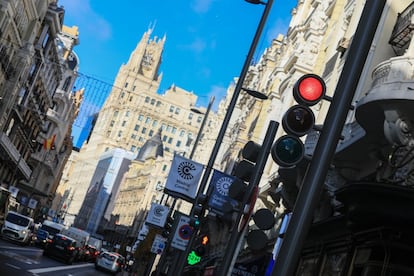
[164,154,204,201]
[146,203,170,227]
[208,170,239,215]
[28,198,38,209]
[8,186,19,198]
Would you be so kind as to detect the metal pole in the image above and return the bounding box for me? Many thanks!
[154,96,214,276]
[173,0,273,274]
[272,1,386,275]
[217,120,279,276]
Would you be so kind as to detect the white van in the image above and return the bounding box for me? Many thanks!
[1,211,34,245]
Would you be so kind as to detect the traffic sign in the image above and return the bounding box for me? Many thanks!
[171,214,191,251]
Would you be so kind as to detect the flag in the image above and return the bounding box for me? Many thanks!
[164,154,204,200]
[43,134,56,150]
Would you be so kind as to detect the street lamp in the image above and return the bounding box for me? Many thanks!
[172,0,273,275]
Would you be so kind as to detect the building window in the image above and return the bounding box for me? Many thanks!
[118,131,122,137]
[133,85,136,91]
[114,111,119,117]
[149,130,154,136]
[138,114,144,121]
[169,105,174,112]
[151,99,155,105]
[152,120,158,127]
[142,127,147,134]
[172,127,177,134]
[126,110,130,117]
[163,135,167,142]
[166,125,172,132]
[124,82,128,88]
[145,117,151,124]
[168,137,173,144]
[145,96,150,103]
[197,116,202,123]
[134,124,139,131]
[110,120,115,127]
[156,101,161,107]
[162,165,167,171]
[131,145,136,152]
[122,121,126,127]
[180,130,185,137]
[175,107,180,114]
[131,134,137,139]
[176,140,181,147]
[188,113,193,120]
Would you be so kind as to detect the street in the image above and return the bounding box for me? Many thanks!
[0,238,127,276]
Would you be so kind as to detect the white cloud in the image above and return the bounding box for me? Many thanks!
[181,38,207,54]
[60,0,112,41]
[191,0,215,13]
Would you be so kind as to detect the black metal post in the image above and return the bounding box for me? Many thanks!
[216,120,279,276]
[173,0,273,274]
[272,1,387,275]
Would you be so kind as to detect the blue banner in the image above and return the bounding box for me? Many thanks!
[208,170,239,215]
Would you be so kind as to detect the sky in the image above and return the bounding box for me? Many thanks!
[58,0,297,109]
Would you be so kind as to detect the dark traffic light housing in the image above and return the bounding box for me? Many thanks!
[272,74,326,167]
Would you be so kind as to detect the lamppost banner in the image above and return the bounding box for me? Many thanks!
[146,203,170,227]
[164,154,204,200]
[208,170,239,215]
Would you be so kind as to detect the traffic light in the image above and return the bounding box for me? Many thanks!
[162,216,174,238]
[272,74,326,167]
[246,208,276,251]
[194,234,209,256]
[190,194,208,229]
[227,141,262,211]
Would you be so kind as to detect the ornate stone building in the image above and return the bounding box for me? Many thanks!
[0,0,79,219]
[60,27,220,227]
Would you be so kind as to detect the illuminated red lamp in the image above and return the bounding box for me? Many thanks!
[293,74,326,106]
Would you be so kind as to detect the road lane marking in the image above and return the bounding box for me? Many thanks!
[5,263,21,269]
[28,263,93,273]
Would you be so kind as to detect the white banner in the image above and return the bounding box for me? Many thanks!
[164,154,204,200]
[145,203,170,227]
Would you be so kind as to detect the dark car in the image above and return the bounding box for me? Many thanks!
[43,233,78,264]
[83,244,100,262]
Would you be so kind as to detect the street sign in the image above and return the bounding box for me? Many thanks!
[151,234,167,254]
[171,214,192,251]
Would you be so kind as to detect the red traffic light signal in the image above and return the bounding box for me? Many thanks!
[272,74,325,167]
[293,74,326,106]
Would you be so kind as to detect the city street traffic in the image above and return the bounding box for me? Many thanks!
[0,238,127,276]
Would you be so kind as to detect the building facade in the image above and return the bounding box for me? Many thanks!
[60,26,220,228]
[0,0,79,220]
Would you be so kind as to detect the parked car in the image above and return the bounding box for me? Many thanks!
[1,211,34,245]
[95,251,125,275]
[43,233,78,264]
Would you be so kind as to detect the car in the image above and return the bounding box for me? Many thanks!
[83,244,100,262]
[95,251,125,275]
[43,233,78,264]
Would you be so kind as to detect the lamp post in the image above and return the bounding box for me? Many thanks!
[173,0,272,275]
[153,96,214,276]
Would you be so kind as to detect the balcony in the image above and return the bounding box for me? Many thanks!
[389,2,414,49]
[0,133,32,179]
[356,56,414,145]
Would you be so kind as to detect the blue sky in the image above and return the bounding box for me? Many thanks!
[59,0,296,108]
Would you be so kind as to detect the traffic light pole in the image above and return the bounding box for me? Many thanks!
[216,120,279,276]
[173,1,273,275]
[272,1,386,275]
